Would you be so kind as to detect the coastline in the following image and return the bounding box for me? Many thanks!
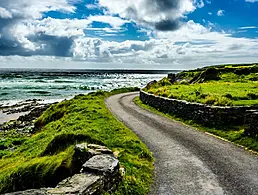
[0,98,68,125]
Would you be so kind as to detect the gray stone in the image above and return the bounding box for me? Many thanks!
[50,173,103,195]
[87,144,107,150]
[82,155,119,174]
[75,143,88,152]
[140,90,258,128]
[95,148,113,155]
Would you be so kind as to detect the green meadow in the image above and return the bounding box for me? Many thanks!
[0,88,153,195]
[144,64,258,106]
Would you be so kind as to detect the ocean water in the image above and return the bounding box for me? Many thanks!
[0,69,177,105]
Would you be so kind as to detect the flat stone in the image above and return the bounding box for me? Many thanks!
[88,149,102,156]
[82,155,119,174]
[50,173,103,194]
[95,148,113,154]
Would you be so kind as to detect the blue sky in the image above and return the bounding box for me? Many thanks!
[0,0,258,69]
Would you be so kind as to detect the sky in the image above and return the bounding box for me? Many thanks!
[0,0,258,69]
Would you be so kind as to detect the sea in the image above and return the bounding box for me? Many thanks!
[0,69,179,106]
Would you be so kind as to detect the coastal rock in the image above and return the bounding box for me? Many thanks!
[0,104,51,135]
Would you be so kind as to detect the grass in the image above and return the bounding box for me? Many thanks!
[145,79,258,106]
[134,97,258,153]
[0,87,154,195]
[145,64,258,106]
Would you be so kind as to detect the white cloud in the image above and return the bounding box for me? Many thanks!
[98,0,197,31]
[85,4,99,10]
[87,15,128,28]
[0,0,258,69]
[245,0,258,2]
[0,7,12,19]
[217,10,225,16]
[194,0,205,8]
[208,12,212,15]
[66,20,258,68]
[238,26,257,29]
[0,0,77,20]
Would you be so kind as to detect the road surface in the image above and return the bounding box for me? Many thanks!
[105,92,258,195]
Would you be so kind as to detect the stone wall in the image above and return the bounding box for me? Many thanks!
[244,111,258,136]
[140,90,258,128]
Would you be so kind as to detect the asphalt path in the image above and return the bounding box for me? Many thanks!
[105,92,258,195]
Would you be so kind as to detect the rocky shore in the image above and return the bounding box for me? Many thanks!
[0,99,54,136]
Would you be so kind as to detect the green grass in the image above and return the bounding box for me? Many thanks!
[0,87,154,195]
[145,79,258,106]
[145,64,258,106]
[134,97,258,152]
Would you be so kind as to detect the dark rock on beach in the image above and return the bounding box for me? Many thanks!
[0,103,52,135]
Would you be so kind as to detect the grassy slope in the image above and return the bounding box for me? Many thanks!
[0,88,154,195]
[145,64,258,106]
[135,97,258,152]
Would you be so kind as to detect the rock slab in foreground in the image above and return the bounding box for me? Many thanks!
[82,154,119,174]
[6,144,121,195]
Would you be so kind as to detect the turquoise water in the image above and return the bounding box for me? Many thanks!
[0,69,175,105]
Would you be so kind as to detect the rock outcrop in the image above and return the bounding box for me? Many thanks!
[6,143,122,195]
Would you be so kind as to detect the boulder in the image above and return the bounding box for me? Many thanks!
[82,155,119,175]
[6,145,121,195]
[50,173,103,195]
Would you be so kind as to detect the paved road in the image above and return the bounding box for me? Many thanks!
[105,92,258,195]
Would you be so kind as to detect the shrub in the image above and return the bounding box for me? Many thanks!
[204,95,217,105]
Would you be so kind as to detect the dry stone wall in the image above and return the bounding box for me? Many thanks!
[140,90,258,130]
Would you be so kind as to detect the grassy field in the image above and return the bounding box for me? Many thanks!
[0,88,154,194]
[145,64,258,106]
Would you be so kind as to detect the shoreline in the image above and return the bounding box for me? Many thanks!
[0,98,68,125]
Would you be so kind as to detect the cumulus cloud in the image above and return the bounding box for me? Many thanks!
[66,20,258,67]
[0,0,80,56]
[98,0,199,31]
[0,0,258,69]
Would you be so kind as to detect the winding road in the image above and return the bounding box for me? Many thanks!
[105,92,258,195]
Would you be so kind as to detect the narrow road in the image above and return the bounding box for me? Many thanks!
[105,92,258,195]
